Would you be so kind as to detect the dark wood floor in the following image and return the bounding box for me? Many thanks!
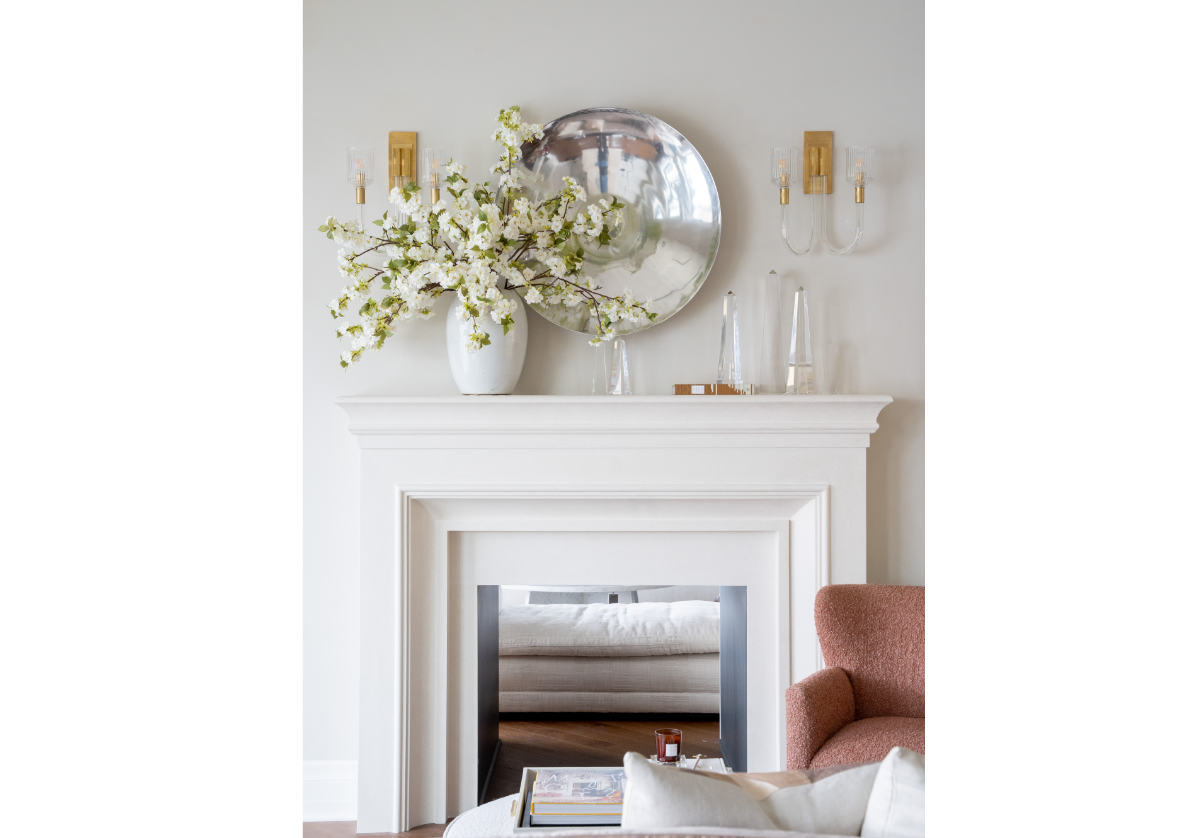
[303,822,444,838]
[304,715,721,837]
[483,714,721,803]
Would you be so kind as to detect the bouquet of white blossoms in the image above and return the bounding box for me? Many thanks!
[323,106,655,367]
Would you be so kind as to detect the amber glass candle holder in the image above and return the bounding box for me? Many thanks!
[655,728,682,763]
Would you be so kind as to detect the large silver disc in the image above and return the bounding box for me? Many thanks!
[519,107,721,335]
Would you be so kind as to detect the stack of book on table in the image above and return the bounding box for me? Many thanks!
[526,767,625,827]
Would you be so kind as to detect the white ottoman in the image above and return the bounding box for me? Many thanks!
[444,794,519,837]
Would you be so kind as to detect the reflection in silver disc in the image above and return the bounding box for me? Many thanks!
[519,107,722,336]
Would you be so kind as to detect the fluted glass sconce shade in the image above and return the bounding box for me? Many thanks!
[420,147,448,202]
[845,146,875,207]
[770,146,799,189]
[845,146,875,185]
[347,147,375,226]
[347,147,375,190]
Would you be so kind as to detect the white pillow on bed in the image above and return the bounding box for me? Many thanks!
[620,751,880,834]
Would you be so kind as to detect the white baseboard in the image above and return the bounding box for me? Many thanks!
[304,760,357,822]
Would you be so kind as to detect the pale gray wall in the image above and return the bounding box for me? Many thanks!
[304,0,923,762]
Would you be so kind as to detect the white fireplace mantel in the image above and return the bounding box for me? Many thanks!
[339,394,892,448]
[339,394,891,833]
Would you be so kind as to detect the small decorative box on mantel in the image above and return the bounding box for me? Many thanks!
[674,383,755,396]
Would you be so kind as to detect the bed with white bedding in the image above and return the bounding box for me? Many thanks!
[498,600,721,713]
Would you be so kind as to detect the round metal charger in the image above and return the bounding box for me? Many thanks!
[519,107,721,336]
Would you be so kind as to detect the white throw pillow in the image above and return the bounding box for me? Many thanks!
[860,747,925,838]
[620,751,880,834]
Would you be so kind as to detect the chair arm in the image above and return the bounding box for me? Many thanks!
[784,666,856,769]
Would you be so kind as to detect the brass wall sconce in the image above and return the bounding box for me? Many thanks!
[388,131,417,195]
[771,131,876,256]
[345,133,420,226]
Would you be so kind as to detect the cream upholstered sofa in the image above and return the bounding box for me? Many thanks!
[498,591,721,713]
[512,824,886,836]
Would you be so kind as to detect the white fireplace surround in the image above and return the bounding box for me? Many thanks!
[339,395,890,833]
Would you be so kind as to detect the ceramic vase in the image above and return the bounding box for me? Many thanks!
[444,290,528,395]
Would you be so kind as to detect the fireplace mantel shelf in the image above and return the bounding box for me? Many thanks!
[338,394,892,448]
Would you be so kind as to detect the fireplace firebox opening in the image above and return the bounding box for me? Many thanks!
[476,584,747,803]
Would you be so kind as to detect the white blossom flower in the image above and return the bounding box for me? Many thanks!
[490,296,517,324]
[400,193,421,214]
[325,105,649,365]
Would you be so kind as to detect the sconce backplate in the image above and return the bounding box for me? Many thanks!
[802,130,834,195]
[388,131,418,190]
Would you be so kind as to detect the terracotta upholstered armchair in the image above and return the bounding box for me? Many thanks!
[785,584,924,769]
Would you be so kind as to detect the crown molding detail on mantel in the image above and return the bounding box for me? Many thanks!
[337,395,893,449]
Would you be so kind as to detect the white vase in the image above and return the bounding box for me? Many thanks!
[444,290,528,395]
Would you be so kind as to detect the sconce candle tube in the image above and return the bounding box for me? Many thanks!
[822,201,865,255]
[780,195,818,256]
